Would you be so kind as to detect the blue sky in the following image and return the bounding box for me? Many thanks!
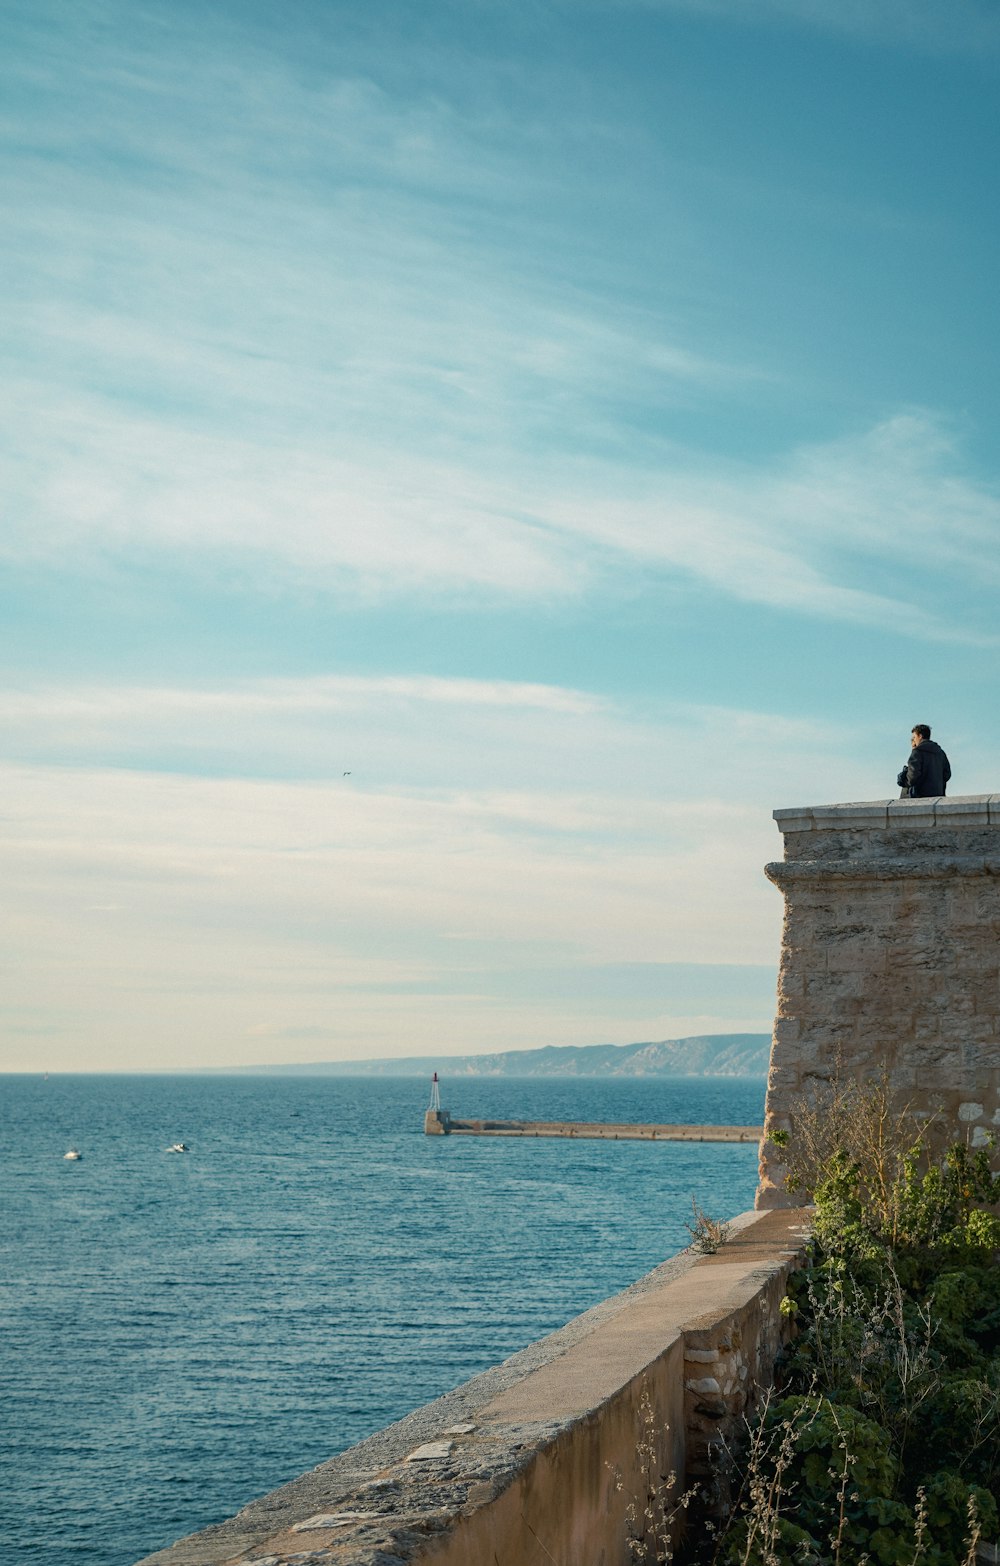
[4,0,1000,1070]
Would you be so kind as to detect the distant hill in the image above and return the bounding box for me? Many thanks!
[220,1033,770,1078]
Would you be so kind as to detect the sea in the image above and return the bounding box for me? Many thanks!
[2,1072,766,1566]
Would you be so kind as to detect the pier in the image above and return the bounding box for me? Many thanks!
[424,1109,762,1142]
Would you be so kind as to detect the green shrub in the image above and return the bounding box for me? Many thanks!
[709,1112,1000,1566]
[921,1470,996,1559]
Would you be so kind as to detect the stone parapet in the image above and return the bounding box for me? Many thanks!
[134,1209,808,1566]
[759,796,1000,1208]
[773,797,1000,834]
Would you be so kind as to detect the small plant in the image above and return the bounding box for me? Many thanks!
[771,1071,930,1224]
[719,1389,815,1566]
[686,1199,732,1254]
[610,1382,698,1564]
[960,1493,982,1566]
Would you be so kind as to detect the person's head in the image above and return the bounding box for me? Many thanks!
[912,723,931,746]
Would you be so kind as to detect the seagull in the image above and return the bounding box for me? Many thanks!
[343,771,351,776]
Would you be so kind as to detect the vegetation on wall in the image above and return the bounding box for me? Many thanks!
[713,1082,1000,1566]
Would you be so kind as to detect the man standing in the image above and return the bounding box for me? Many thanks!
[897,724,952,797]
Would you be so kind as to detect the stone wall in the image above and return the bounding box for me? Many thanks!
[134,1208,807,1566]
[759,796,1000,1208]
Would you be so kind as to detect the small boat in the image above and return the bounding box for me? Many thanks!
[166,1142,189,1153]
[63,1149,82,1161]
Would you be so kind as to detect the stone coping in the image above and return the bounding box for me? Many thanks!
[774,796,1000,834]
[134,1207,810,1566]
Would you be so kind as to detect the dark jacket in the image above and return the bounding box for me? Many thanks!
[899,740,951,798]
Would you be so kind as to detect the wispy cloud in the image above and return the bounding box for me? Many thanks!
[6,5,999,639]
[1,2,737,450]
[540,412,1000,640]
[580,0,1000,54]
[0,673,603,721]
[20,650,988,1073]
[0,673,852,799]
[9,386,996,638]
[0,0,751,607]
[0,756,781,1068]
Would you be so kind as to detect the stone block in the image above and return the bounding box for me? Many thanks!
[810,802,890,831]
[890,944,949,972]
[911,1016,940,1039]
[695,1399,728,1419]
[773,809,815,834]
[914,1046,963,1072]
[887,1065,917,1089]
[947,994,977,1016]
[907,1039,955,1069]
[958,1041,1000,1069]
[794,1021,861,1051]
[788,933,826,958]
[806,970,866,1001]
[793,1037,842,1072]
[767,1066,801,1092]
[943,798,992,828]
[961,1017,998,1041]
[406,1440,454,1461]
[945,927,1000,952]
[826,942,887,974]
[957,1102,985,1122]
[772,1018,800,1044]
[915,1077,971,1107]
[887,799,940,829]
[929,989,964,1014]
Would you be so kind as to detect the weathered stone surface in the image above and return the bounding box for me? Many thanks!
[759,797,1000,1208]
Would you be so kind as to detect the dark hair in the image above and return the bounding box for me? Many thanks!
[912,723,931,740]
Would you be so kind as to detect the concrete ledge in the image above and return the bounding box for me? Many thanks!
[135,1209,809,1566]
[773,796,1000,834]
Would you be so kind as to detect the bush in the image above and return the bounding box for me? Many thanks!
[709,1085,1000,1566]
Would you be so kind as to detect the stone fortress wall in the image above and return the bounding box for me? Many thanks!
[759,796,1000,1207]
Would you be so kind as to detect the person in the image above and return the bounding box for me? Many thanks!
[896,724,951,798]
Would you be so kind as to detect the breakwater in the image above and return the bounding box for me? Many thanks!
[424,1108,762,1141]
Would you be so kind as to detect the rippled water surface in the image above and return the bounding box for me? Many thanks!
[2,1072,765,1565]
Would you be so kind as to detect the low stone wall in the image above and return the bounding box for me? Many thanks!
[136,1207,808,1566]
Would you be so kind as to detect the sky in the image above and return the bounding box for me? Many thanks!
[3,0,1000,1072]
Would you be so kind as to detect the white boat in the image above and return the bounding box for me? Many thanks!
[166,1142,189,1153]
[63,1149,82,1161]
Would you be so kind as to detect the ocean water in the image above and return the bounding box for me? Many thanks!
[2,1073,765,1566]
